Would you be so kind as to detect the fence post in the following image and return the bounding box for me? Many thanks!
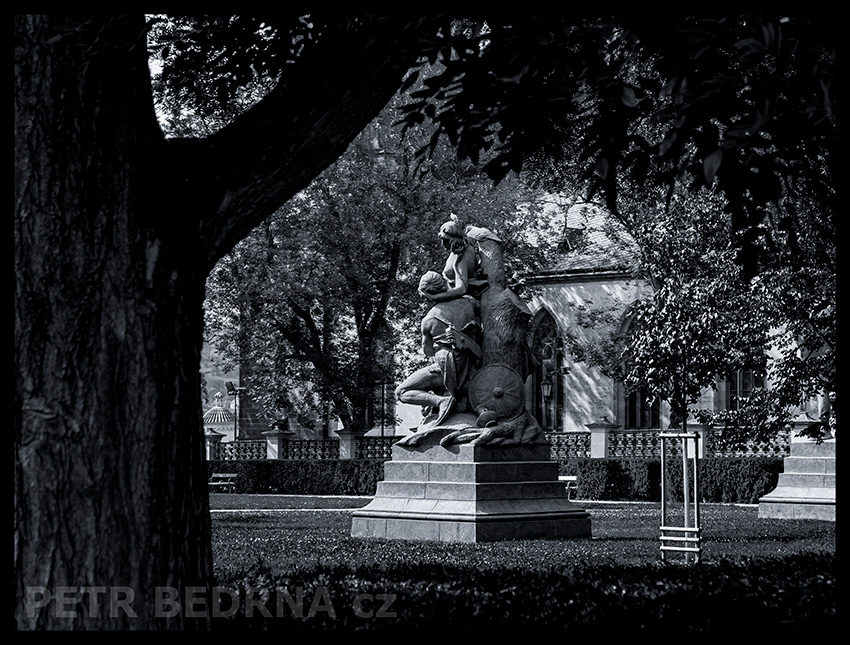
[686,422,708,459]
[586,418,620,458]
[337,429,358,459]
[204,428,225,461]
[263,418,294,460]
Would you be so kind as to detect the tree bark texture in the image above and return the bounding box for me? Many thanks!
[14,14,438,629]
[15,15,214,629]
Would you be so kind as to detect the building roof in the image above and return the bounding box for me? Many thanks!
[203,392,235,425]
[203,407,234,424]
[526,204,639,281]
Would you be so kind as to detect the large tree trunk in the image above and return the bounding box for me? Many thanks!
[15,16,213,629]
[15,14,438,629]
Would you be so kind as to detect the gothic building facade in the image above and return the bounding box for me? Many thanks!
[520,205,774,436]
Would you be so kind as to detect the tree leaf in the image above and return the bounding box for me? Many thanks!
[703,150,722,184]
[595,157,609,179]
[659,130,677,156]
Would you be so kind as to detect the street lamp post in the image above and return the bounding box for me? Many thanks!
[541,376,552,431]
[375,339,394,438]
[225,381,246,441]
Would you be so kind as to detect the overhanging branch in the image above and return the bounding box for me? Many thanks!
[195,16,447,269]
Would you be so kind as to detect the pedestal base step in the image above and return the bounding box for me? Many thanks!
[757,439,835,522]
[351,510,592,542]
[757,486,836,521]
[757,500,835,521]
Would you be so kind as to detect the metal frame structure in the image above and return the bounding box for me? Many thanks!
[660,431,702,563]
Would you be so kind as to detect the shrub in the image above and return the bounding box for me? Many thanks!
[697,457,783,503]
[208,554,837,635]
[557,457,783,504]
[208,456,784,503]
[207,459,386,496]
[622,459,661,500]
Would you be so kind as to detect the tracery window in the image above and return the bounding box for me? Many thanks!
[530,311,563,431]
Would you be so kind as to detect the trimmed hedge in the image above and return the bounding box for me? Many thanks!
[557,457,784,504]
[207,459,385,496]
[209,456,784,503]
[697,457,785,503]
[210,554,837,635]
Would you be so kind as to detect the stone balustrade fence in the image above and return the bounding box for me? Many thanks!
[206,424,793,463]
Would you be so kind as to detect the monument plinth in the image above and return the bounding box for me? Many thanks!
[352,216,592,542]
[758,437,836,521]
[351,418,592,542]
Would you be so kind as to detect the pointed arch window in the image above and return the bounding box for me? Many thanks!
[530,311,563,432]
[625,386,660,429]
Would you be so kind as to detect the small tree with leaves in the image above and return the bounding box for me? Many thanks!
[559,188,773,432]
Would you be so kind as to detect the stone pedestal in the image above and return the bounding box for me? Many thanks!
[758,439,835,521]
[263,420,294,460]
[337,430,359,459]
[204,428,225,461]
[351,431,592,542]
[586,419,620,458]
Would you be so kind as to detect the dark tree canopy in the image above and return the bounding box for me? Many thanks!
[398,15,836,276]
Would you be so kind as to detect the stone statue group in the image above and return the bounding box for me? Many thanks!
[395,215,545,448]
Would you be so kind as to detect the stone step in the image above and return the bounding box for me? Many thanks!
[788,440,835,458]
[351,492,591,542]
[383,459,559,484]
[776,472,835,488]
[758,483,835,521]
[757,438,835,522]
[356,496,587,519]
[782,455,836,475]
[375,479,570,501]
[759,485,835,503]
[351,511,592,542]
[758,499,835,521]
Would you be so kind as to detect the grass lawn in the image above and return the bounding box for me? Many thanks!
[207,494,835,634]
[209,494,834,566]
